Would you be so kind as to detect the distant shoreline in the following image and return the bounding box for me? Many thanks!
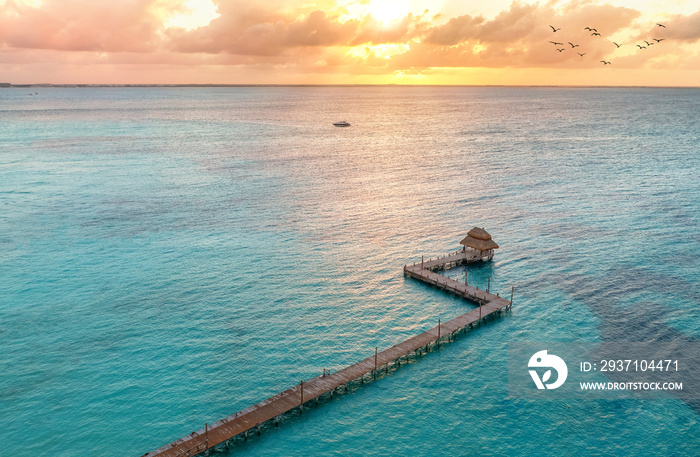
[2,83,699,89]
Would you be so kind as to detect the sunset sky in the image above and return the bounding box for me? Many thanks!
[1,0,699,85]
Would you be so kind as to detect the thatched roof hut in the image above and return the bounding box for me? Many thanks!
[460,227,499,252]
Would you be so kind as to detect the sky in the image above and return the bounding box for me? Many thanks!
[1,0,699,85]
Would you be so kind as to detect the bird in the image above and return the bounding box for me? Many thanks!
[584,27,597,32]
[550,25,561,32]
[557,48,565,52]
[600,60,611,65]
[591,32,601,36]
[636,44,646,49]
[568,42,579,48]
[644,40,654,46]
[577,52,586,56]
[653,38,665,43]
[549,41,564,45]
[656,23,666,28]
[613,42,622,48]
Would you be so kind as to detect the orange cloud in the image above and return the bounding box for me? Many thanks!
[662,9,700,42]
[167,7,363,55]
[0,0,698,85]
[166,3,430,56]
[0,0,166,52]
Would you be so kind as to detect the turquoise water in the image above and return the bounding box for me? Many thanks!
[1,86,699,456]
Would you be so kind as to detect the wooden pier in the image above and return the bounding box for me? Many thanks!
[143,247,511,457]
[403,248,509,304]
[408,248,495,273]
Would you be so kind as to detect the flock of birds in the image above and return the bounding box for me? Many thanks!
[547,22,669,66]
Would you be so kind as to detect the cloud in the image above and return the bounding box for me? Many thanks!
[663,8,700,42]
[425,14,486,45]
[425,1,640,47]
[0,0,168,52]
[167,6,364,55]
[166,2,429,55]
[0,0,699,85]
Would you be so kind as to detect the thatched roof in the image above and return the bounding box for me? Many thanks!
[460,227,499,251]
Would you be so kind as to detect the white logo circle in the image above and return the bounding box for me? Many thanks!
[528,350,568,389]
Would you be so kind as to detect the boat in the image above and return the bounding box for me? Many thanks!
[333,121,351,127]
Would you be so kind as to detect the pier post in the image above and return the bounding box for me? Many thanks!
[487,278,490,294]
[437,319,441,347]
[465,271,468,285]
[300,380,304,410]
[510,285,514,306]
[205,423,208,451]
[374,347,378,379]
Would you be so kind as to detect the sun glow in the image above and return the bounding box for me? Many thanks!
[347,43,411,59]
[369,0,410,23]
[342,0,411,24]
[165,0,219,30]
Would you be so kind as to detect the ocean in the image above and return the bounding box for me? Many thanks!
[1,86,699,456]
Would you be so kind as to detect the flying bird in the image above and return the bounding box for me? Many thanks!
[584,27,597,32]
[600,61,611,65]
[636,44,647,49]
[577,52,586,56]
[613,42,622,48]
[549,41,564,45]
[557,48,565,52]
[568,42,579,48]
[550,25,561,32]
[653,38,665,43]
[591,32,601,36]
[644,40,654,46]
[656,23,666,28]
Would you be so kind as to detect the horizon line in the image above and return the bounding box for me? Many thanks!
[3,83,700,89]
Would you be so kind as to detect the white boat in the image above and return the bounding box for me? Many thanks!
[333,121,351,127]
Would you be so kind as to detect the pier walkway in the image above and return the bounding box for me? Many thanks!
[409,247,494,272]
[143,249,511,457]
[403,248,510,306]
